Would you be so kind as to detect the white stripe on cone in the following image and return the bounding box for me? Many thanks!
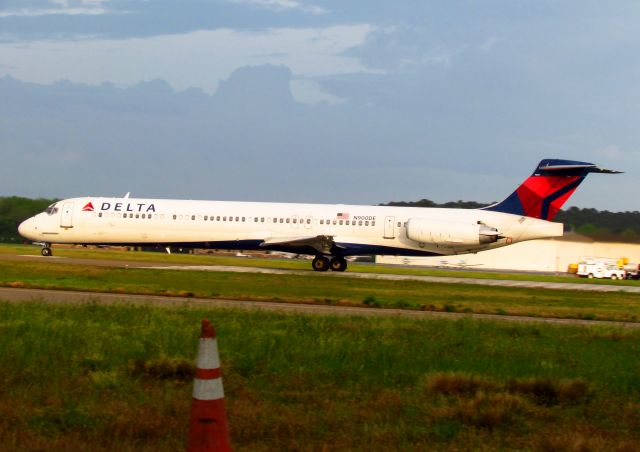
[196,338,221,370]
[193,377,225,401]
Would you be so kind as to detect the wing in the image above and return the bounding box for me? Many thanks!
[260,235,343,255]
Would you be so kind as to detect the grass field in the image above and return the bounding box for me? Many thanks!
[1,301,639,451]
[3,243,638,286]
[2,254,640,323]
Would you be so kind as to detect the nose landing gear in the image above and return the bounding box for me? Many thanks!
[40,243,52,256]
[312,256,348,272]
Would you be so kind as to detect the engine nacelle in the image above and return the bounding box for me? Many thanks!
[405,218,500,246]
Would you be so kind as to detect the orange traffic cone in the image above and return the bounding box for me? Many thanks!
[186,319,232,452]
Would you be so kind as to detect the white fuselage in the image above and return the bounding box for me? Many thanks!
[18,196,563,257]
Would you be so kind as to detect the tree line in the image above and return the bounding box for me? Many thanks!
[1,196,638,243]
[0,196,56,243]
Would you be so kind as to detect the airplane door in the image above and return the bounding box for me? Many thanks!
[61,202,74,228]
[384,216,395,239]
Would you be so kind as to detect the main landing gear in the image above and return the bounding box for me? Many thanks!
[312,256,347,272]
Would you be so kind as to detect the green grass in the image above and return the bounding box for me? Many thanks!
[0,301,638,450]
[3,267,640,324]
[2,256,640,322]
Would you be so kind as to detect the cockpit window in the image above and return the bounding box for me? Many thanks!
[45,204,59,215]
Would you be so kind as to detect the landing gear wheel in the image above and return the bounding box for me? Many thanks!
[330,257,348,272]
[312,256,330,272]
[41,247,52,257]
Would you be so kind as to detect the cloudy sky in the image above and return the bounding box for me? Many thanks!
[1,1,639,211]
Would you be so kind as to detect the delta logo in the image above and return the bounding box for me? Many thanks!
[100,202,156,213]
[82,200,156,213]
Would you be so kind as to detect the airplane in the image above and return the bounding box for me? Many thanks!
[18,159,620,272]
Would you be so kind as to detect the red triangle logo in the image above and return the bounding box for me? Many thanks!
[82,202,94,212]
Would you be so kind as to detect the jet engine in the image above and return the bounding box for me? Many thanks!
[405,218,500,246]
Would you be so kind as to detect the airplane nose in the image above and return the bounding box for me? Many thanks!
[18,217,36,241]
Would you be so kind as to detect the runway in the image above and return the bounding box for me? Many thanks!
[1,286,639,328]
[6,253,640,293]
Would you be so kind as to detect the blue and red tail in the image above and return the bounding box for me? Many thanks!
[483,159,621,221]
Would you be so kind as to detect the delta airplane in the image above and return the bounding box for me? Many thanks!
[18,159,619,272]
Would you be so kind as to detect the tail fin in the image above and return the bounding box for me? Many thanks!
[483,159,621,221]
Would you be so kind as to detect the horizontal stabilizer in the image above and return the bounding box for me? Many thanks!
[535,160,623,175]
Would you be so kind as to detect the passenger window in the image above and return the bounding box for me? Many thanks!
[320,219,324,224]
[359,220,363,226]
[254,217,258,222]
[142,214,146,219]
[135,214,140,219]
[365,221,369,226]
[261,217,265,222]
[339,220,343,225]
[372,221,375,226]
[98,212,103,218]
[173,215,177,220]
[346,220,350,225]
[204,216,208,221]
[286,218,290,224]
[242,217,245,222]
[307,219,311,224]
[235,216,239,222]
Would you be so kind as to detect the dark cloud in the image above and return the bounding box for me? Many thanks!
[1,63,635,211]
[0,0,336,41]
[0,66,482,205]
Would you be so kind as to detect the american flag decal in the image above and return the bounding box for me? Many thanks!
[337,212,349,219]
